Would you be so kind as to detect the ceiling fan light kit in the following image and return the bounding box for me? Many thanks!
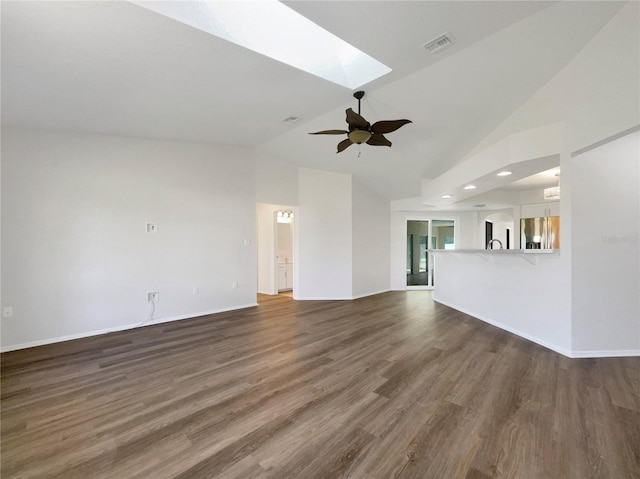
[348,130,372,144]
[309,91,412,153]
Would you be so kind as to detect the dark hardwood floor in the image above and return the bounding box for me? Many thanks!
[1,292,639,478]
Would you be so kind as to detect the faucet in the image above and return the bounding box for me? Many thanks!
[486,239,504,249]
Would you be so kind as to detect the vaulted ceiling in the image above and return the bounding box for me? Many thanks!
[1,1,626,199]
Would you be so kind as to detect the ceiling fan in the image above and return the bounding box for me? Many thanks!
[309,91,412,153]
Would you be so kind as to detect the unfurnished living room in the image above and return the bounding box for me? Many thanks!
[1,1,639,478]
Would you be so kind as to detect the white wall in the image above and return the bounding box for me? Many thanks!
[255,152,298,296]
[519,187,553,205]
[276,222,293,262]
[255,150,298,206]
[436,3,638,356]
[1,128,257,350]
[433,252,572,355]
[477,210,516,249]
[296,168,352,299]
[352,180,390,298]
[469,2,640,159]
[389,205,477,290]
[571,130,640,355]
[256,204,275,295]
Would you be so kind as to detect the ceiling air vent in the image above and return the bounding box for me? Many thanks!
[422,33,454,54]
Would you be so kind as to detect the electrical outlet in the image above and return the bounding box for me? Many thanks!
[232,282,239,289]
[147,292,159,303]
[145,223,158,234]
[3,307,14,318]
[192,286,199,295]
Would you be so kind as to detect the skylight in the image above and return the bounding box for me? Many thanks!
[131,0,391,89]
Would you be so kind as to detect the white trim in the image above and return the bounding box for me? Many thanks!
[571,124,640,158]
[294,290,392,301]
[0,303,258,353]
[433,297,573,358]
[293,296,353,301]
[571,349,640,358]
[351,289,391,300]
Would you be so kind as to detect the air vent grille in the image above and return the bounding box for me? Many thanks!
[422,33,454,54]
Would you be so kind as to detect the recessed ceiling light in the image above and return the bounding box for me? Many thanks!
[441,194,452,199]
[497,171,512,177]
[282,116,300,123]
[463,185,476,190]
[132,0,391,89]
[473,204,487,208]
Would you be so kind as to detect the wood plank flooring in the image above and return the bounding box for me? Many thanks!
[1,291,639,478]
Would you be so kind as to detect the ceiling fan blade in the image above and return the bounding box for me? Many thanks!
[337,139,353,153]
[371,119,412,134]
[366,133,392,147]
[345,108,370,130]
[308,129,348,135]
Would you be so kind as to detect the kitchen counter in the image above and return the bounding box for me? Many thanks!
[429,248,570,356]
[428,249,560,265]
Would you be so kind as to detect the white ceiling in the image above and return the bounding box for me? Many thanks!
[1,1,625,200]
[499,167,561,191]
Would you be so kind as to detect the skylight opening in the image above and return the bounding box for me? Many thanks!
[132,0,391,89]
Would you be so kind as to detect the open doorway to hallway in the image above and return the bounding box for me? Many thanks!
[256,203,296,301]
[275,214,294,293]
[482,212,514,249]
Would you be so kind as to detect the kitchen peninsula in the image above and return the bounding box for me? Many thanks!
[429,248,570,356]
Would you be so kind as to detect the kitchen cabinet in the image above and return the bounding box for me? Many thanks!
[520,201,559,219]
[278,263,293,291]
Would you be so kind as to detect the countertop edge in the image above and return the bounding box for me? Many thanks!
[427,249,560,255]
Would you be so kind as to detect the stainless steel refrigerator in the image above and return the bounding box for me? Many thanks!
[520,216,560,249]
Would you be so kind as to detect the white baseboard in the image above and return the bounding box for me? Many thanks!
[293,296,353,301]
[351,289,391,300]
[0,303,258,353]
[293,290,391,301]
[433,297,573,358]
[571,349,640,358]
[434,298,640,359]
[257,290,277,295]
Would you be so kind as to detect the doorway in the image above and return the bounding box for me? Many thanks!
[485,221,493,248]
[275,212,294,293]
[256,203,295,297]
[483,213,514,249]
[406,219,454,288]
